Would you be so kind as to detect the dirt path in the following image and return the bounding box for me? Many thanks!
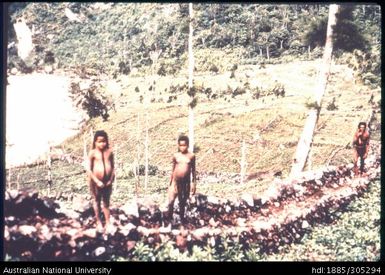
[6,74,85,168]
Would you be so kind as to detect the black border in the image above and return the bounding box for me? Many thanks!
[1,2,383,274]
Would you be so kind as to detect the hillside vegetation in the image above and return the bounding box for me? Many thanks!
[7,3,381,78]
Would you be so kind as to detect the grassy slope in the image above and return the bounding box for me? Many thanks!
[11,59,377,204]
[66,58,370,198]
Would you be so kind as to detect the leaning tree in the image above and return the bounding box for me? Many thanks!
[290,4,340,177]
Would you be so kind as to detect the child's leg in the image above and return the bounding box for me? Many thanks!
[89,180,103,227]
[178,181,190,222]
[101,186,112,226]
[353,150,359,175]
[360,155,365,174]
[167,180,178,219]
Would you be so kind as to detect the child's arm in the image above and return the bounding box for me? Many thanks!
[170,155,176,185]
[106,151,115,186]
[190,155,196,195]
[352,131,359,146]
[87,150,104,187]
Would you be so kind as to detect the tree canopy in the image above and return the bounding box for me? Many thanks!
[7,3,380,75]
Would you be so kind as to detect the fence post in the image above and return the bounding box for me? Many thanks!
[114,144,118,194]
[240,140,247,184]
[47,145,52,196]
[16,174,20,190]
[7,166,12,190]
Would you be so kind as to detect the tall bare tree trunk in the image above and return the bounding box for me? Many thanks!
[307,148,312,171]
[290,4,340,178]
[188,3,195,153]
[144,102,150,192]
[114,146,118,194]
[143,51,161,192]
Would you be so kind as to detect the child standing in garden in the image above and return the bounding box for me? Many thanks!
[87,130,115,232]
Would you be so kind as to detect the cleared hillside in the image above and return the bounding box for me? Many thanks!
[7,59,380,205]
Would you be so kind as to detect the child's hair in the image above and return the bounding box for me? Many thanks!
[358,122,367,128]
[178,135,189,146]
[93,130,109,149]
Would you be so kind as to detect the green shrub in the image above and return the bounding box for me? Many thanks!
[305,100,321,111]
[326,97,338,111]
[209,64,219,74]
[69,80,112,121]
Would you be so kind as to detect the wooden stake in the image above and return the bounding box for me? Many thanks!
[240,140,247,184]
[7,166,11,190]
[16,174,20,190]
[114,145,118,194]
[135,112,141,196]
[47,145,52,196]
[144,112,149,191]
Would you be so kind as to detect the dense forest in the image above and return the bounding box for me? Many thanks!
[7,3,381,81]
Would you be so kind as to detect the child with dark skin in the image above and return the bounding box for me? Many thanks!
[168,135,196,223]
[353,122,370,176]
[87,130,115,232]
